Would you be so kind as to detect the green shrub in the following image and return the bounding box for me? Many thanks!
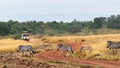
[11,34,21,39]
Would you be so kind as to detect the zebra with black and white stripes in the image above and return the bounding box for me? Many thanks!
[107,41,120,55]
[57,44,74,57]
[16,45,35,57]
[80,45,93,53]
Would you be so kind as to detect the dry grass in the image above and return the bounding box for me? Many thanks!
[1,34,120,60]
[42,34,120,43]
[0,39,34,53]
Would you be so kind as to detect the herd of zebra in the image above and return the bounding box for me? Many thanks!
[16,40,120,58]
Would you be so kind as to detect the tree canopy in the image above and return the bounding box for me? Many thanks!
[0,15,120,36]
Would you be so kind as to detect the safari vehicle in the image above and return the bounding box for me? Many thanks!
[21,31,30,41]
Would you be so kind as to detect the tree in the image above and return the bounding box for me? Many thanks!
[107,15,120,29]
[93,17,106,29]
[0,22,10,36]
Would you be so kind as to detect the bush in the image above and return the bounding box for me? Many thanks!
[73,50,86,58]
[12,34,21,39]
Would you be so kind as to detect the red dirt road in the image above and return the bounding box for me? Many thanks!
[35,43,120,68]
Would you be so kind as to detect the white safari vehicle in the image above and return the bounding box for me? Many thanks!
[21,31,30,41]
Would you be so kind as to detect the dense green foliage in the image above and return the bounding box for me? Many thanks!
[0,15,120,36]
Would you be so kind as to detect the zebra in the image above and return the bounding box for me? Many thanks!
[16,45,35,57]
[107,41,120,55]
[80,45,93,53]
[56,44,74,57]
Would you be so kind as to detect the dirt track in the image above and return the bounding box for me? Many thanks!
[35,43,120,68]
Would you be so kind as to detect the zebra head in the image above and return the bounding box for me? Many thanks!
[79,47,83,52]
[56,44,63,51]
[107,41,112,48]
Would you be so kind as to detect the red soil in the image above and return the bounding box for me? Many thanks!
[35,43,120,68]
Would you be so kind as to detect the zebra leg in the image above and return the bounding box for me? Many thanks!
[69,52,72,58]
[22,52,24,57]
[61,51,63,57]
[89,50,92,53]
[63,51,66,57]
[84,50,86,53]
[69,51,73,58]
[115,49,117,54]
[29,52,33,58]
[22,52,23,57]
[113,48,115,55]
[29,52,31,58]
[31,51,34,57]
[61,51,64,57]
